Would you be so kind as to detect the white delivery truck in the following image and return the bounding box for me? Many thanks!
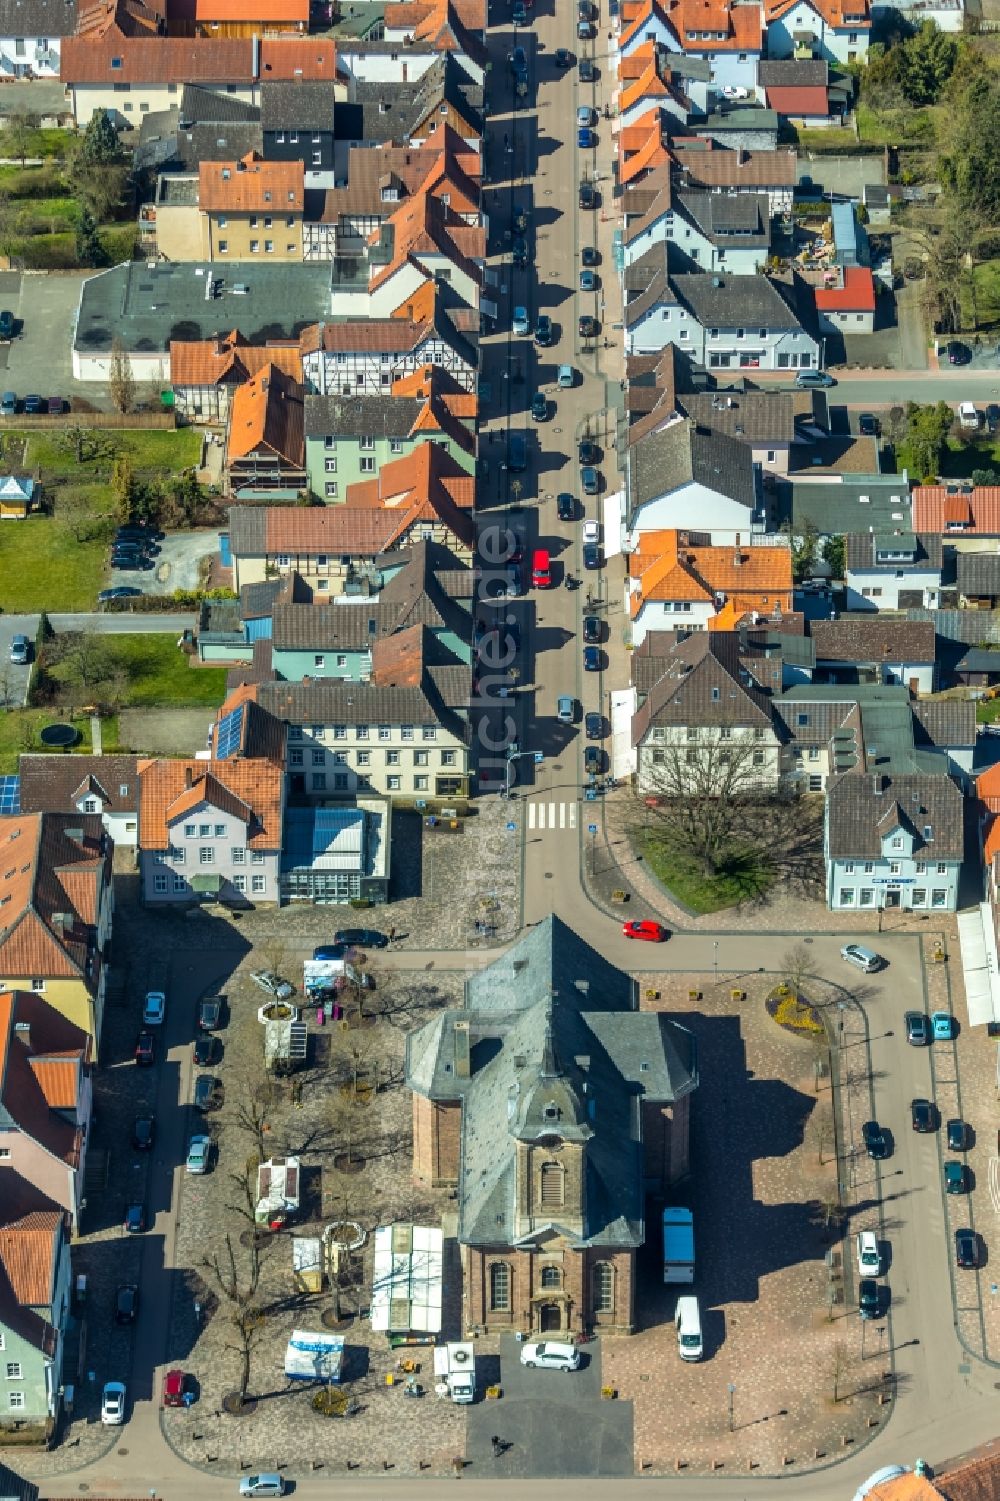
[662,1206,695,1284]
[675,1295,703,1360]
[433,1342,476,1402]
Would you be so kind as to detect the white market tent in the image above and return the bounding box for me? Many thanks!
[284,1330,344,1382]
[369,1223,443,1337]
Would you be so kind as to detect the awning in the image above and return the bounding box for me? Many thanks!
[958,904,1000,1025]
[191,873,223,893]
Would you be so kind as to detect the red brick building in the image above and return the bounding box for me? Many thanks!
[405,916,698,1337]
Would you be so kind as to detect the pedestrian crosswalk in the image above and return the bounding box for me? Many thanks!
[527,800,578,831]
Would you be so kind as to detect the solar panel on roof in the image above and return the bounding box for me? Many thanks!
[0,776,19,814]
[215,705,245,760]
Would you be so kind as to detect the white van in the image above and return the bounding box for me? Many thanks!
[675,1296,703,1361]
[959,401,981,431]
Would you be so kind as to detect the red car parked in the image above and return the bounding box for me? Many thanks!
[622,920,668,942]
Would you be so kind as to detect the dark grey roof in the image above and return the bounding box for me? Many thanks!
[228,506,268,558]
[303,392,423,441]
[272,602,397,651]
[912,699,976,748]
[198,600,243,640]
[258,679,455,728]
[0,0,77,35]
[676,189,770,245]
[180,84,261,124]
[628,418,758,512]
[240,577,286,620]
[826,772,964,861]
[789,473,912,536]
[811,618,936,664]
[345,54,482,145]
[75,261,332,358]
[623,241,670,296]
[632,633,776,744]
[758,59,828,86]
[177,122,265,167]
[955,647,1000,673]
[671,272,804,332]
[405,917,697,1249]
[847,531,943,574]
[957,551,1000,596]
[905,607,1000,646]
[260,80,337,132]
[681,389,795,444]
[409,52,484,133]
[17,753,139,815]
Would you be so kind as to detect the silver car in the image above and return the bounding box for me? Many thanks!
[250,969,293,1000]
[557,695,575,723]
[840,944,883,974]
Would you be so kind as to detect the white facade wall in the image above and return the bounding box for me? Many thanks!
[286,721,468,798]
[765,2,869,62]
[142,798,280,905]
[637,723,782,794]
[844,568,941,612]
[871,0,963,30]
[624,298,819,367]
[818,307,875,335]
[69,80,255,128]
[623,212,764,276]
[629,596,716,645]
[0,34,62,77]
[827,843,960,913]
[340,48,441,84]
[302,339,476,395]
[627,478,762,545]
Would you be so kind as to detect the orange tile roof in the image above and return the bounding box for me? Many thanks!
[29,1056,81,1110]
[391,280,439,323]
[194,0,307,18]
[0,1211,62,1305]
[984,818,1000,863]
[369,191,483,295]
[619,39,657,79]
[914,488,1000,534]
[815,265,876,312]
[138,760,283,852]
[764,0,869,28]
[672,0,763,50]
[199,152,304,214]
[0,815,108,988]
[258,37,338,78]
[62,34,254,84]
[977,763,1000,800]
[628,530,792,617]
[170,330,302,389]
[620,0,666,49]
[391,361,473,404]
[0,991,89,1170]
[343,441,475,549]
[621,121,669,184]
[620,62,672,114]
[227,363,304,468]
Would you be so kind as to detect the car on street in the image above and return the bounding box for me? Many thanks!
[134,1031,155,1066]
[193,1034,218,1067]
[578,127,596,148]
[581,465,599,495]
[101,1382,126,1426]
[955,1228,978,1268]
[143,990,166,1026]
[508,43,527,73]
[858,413,879,437]
[581,245,598,267]
[98,586,143,603]
[623,919,668,942]
[115,1284,139,1324]
[579,269,598,292]
[932,1010,953,1040]
[313,942,348,961]
[198,996,224,1031]
[578,439,600,466]
[945,1160,969,1194]
[22,393,42,414]
[337,927,389,949]
[194,1073,221,1112]
[583,519,600,544]
[577,105,594,127]
[946,339,971,365]
[858,1278,881,1319]
[911,1097,937,1132]
[124,1202,146,1234]
[861,1120,890,1160]
[0,391,16,415]
[583,644,601,671]
[251,970,294,999]
[557,695,575,723]
[583,615,601,644]
[579,56,595,81]
[240,1476,286,1498]
[583,541,601,569]
[794,369,835,388]
[856,1230,881,1275]
[904,1010,930,1046]
[947,1118,968,1152]
[131,1114,155,1150]
[840,944,883,973]
[47,397,64,416]
[578,314,598,338]
[9,634,30,665]
[513,305,531,336]
[535,313,553,346]
[520,1340,580,1372]
[557,492,576,521]
[579,180,596,210]
[186,1134,212,1175]
[987,402,1000,433]
[531,392,549,422]
[555,46,573,65]
[585,710,603,738]
[0,310,14,340]
[584,745,602,774]
[513,0,527,21]
[512,234,527,266]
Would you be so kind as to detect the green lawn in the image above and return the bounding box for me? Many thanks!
[20,427,201,476]
[939,435,1000,479]
[0,710,120,775]
[0,515,110,610]
[855,103,939,146]
[960,258,1000,333]
[48,635,227,707]
[640,829,775,915]
[977,697,1000,725]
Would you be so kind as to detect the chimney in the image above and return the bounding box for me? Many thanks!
[184,768,193,790]
[64,827,85,848]
[453,1019,470,1078]
[738,147,749,165]
[872,773,885,794]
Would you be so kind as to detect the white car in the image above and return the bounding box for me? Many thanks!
[840,944,883,974]
[250,970,293,1000]
[583,519,601,545]
[519,1340,580,1372]
[185,1135,211,1175]
[101,1381,126,1426]
[576,104,594,127]
[856,1229,881,1275]
[722,84,749,99]
[143,990,166,1025]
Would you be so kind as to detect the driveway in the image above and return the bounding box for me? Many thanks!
[151,530,220,594]
[0,272,98,408]
[0,611,37,704]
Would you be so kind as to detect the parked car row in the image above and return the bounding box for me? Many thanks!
[111,523,163,574]
[0,392,63,416]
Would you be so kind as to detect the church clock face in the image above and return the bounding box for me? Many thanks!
[537,1134,563,1150]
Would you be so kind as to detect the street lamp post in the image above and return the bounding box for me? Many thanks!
[727,1382,736,1433]
[713,941,719,986]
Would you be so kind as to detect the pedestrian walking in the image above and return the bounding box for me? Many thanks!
[491,1435,501,1458]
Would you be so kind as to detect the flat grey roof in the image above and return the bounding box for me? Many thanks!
[75,260,333,356]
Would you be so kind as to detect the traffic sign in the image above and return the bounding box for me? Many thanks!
[588,824,598,834]
[506,822,516,832]
[534,751,544,764]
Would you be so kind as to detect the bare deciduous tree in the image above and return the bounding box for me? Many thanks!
[109,337,136,415]
[226,1060,276,1161]
[829,1340,850,1404]
[639,731,776,876]
[202,1233,267,1408]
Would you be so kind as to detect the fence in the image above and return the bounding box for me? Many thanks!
[0,411,177,431]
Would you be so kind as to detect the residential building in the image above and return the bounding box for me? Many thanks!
[912,485,1000,544]
[0,990,93,1229]
[260,80,337,179]
[621,165,771,276]
[0,814,112,1052]
[300,304,478,397]
[337,52,484,155]
[825,771,962,913]
[617,42,710,127]
[626,529,792,644]
[810,618,937,693]
[956,552,1000,610]
[0,1177,70,1435]
[229,505,407,593]
[790,471,912,539]
[845,532,943,612]
[815,265,876,336]
[0,0,77,79]
[73,260,331,384]
[381,0,487,83]
[671,141,797,216]
[0,477,39,520]
[764,0,871,64]
[150,152,306,263]
[255,627,471,799]
[226,363,306,500]
[281,795,391,904]
[167,0,309,40]
[625,417,769,543]
[138,740,285,907]
[406,916,699,1337]
[626,271,821,370]
[617,0,763,94]
[757,59,849,123]
[169,328,302,423]
[17,756,140,847]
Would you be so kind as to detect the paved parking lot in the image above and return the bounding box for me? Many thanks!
[0,272,100,407]
[0,611,37,703]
